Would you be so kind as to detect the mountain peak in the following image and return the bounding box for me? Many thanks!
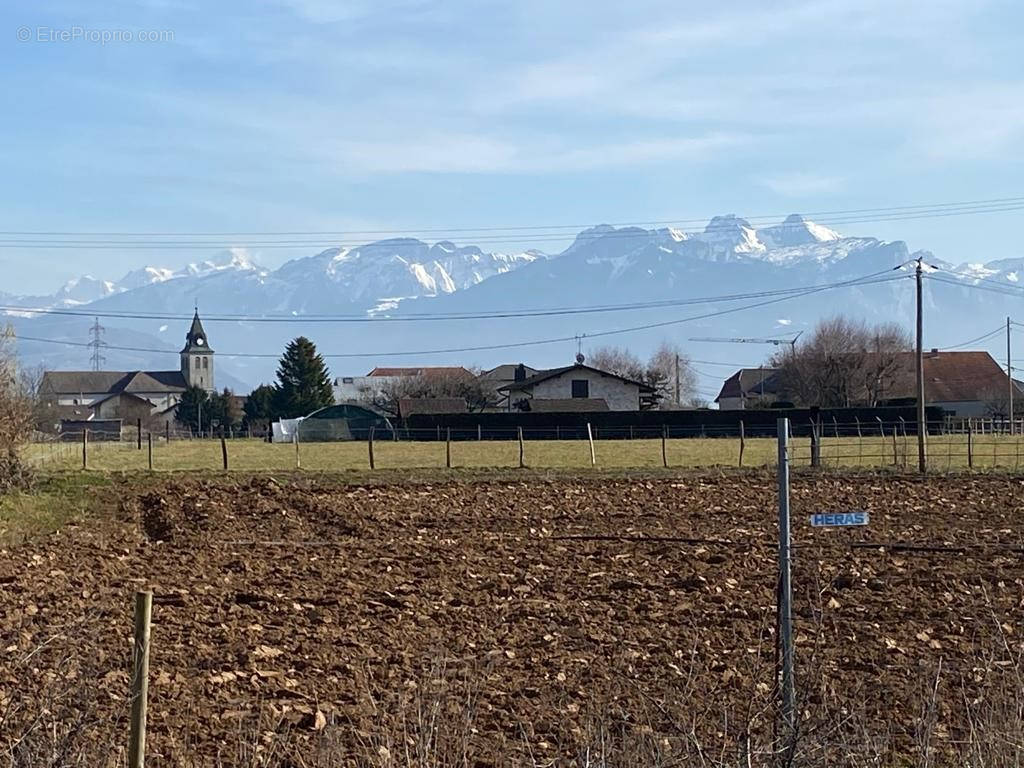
[757,214,841,248]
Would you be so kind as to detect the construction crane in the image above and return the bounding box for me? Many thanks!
[688,332,803,349]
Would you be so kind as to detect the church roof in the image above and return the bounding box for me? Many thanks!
[40,370,188,396]
[180,310,214,353]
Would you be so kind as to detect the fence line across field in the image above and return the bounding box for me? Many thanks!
[24,420,1024,473]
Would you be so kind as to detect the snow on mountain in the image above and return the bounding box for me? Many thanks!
[54,275,117,304]
[274,239,542,304]
[7,214,1024,390]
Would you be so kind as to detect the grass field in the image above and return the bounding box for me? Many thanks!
[22,431,1024,472]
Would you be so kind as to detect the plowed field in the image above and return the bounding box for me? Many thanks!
[3,471,1024,766]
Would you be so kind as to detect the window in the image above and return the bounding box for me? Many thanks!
[571,379,589,398]
[202,357,208,369]
[194,357,200,369]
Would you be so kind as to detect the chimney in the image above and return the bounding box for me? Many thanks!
[514,363,526,382]
[930,348,938,356]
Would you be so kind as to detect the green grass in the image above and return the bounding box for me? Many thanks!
[21,432,1024,473]
[0,473,113,546]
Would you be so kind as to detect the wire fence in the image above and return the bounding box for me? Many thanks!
[23,420,1024,473]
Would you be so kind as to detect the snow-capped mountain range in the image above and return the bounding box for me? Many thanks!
[4,215,1021,392]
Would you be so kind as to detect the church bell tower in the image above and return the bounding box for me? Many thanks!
[180,310,215,391]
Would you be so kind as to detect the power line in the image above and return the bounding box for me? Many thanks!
[0,279,905,324]
[939,325,1006,350]
[2,195,1022,239]
[11,270,906,360]
[0,202,1023,253]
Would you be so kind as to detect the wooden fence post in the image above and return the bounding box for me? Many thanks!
[446,428,452,469]
[82,429,88,470]
[294,433,300,469]
[855,416,861,438]
[833,416,839,439]
[967,419,974,469]
[891,426,898,466]
[128,590,152,768]
[137,418,142,450]
[368,427,375,470]
[738,420,745,468]
[518,426,525,468]
[221,434,228,471]
[661,425,668,469]
[147,433,153,471]
[477,423,482,441]
[810,420,821,468]
[586,422,596,466]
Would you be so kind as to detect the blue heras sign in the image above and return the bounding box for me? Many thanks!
[810,511,869,527]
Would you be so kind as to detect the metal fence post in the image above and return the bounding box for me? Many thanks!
[776,418,796,740]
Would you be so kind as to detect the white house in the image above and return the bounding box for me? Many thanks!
[498,361,656,411]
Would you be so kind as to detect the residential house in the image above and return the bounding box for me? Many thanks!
[715,368,784,410]
[498,360,656,411]
[477,363,543,409]
[37,311,215,431]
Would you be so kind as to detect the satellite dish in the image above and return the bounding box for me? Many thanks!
[575,352,585,364]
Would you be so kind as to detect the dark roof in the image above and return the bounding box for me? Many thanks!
[918,351,1010,402]
[40,369,188,396]
[180,310,213,353]
[369,366,473,378]
[525,398,610,412]
[498,363,656,392]
[397,397,469,418]
[716,368,782,403]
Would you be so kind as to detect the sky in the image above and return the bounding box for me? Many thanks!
[2,0,1024,293]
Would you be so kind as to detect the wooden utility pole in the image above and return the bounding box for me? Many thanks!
[1008,316,1014,435]
[915,257,927,473]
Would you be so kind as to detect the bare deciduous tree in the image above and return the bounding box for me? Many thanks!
[770,316,912,407]
[588,342,699,408]
[369,370,492,415]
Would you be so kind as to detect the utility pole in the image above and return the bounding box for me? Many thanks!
[1008,316,1014,435]
[915,257,927,473]
[674,353,681,406]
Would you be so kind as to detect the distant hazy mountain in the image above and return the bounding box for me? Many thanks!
[4,217,1020,394]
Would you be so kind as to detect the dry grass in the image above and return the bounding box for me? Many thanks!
[22,432,1024,473]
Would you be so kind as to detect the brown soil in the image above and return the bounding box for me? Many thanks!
[2,471,1024,766]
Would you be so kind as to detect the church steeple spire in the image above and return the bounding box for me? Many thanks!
[180,310,215,391]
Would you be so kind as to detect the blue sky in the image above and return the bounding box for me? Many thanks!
[2,0,1024,293]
